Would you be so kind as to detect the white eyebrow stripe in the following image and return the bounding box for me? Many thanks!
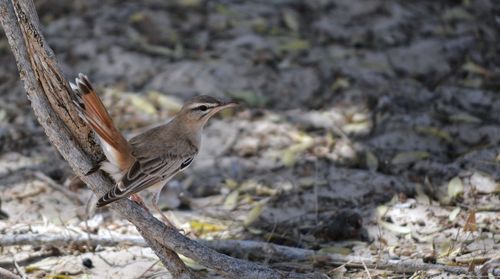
[187,103,218,110]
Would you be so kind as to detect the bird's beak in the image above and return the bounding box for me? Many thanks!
[217,100,239,110]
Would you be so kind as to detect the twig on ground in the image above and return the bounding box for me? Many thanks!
[361,260,372,279]
[1,233,498,276]
[0,249,60,269]
[8,187,45,201]
[0,233,146,247]
[137,260,161,279]
[12,260,26,279]
[29,171,83,205]
[202,240,500,276]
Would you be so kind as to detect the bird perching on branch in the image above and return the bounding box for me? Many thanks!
[70,73,237,226]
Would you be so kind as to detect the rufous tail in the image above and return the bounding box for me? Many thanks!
[71,73,133,173]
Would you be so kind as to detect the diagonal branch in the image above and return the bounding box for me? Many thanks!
[0,1,192,278]
[0,0,305,278]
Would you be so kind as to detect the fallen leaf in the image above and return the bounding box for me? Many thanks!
[244,201,266,227]
[439,240,461,257]
[463,209,477,232]
[252,17,268,33]
[331,77,350,91]
[415,126,454,143]
[178,255,206,271]
[280,133,314,167]
[298,177,327,188]
[415,183,430,205]
[447,176,464,200]
[279,39,310,52]
[376,205,389,218]
[281,149,299,167]
[282,9,299,32]
[189,220,226,234]
[365,150,378,172]
[462,61,493,78]
[223,190,239,211]
[342,120,372,134]
[225,178,239,190]
[449,207,461,222]
[391,151,430,165]
[128,94,157,115]
[443,7,472,21]
[449,112,482,124]
[380,221,411,235]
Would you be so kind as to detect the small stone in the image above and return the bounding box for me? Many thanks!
[82,258,94,269]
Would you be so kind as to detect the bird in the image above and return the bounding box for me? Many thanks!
[70,73,237,226]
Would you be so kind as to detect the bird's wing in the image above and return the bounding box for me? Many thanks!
[96,149,196,207]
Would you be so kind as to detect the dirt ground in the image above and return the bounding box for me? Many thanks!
[0,0,499,278]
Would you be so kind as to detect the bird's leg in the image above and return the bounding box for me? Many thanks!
[130,193,149,212]
[151,191,177,228]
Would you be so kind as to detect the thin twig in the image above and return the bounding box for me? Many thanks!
[1,233,498,276]
[12,260,26,279]
[0,233,146,247]
[361,260,372,279]
[137,260,161,279]
[29,171,83,205]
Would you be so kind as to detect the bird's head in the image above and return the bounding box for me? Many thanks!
[177,95,238,129]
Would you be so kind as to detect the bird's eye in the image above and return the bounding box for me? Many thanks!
[197,105,208,111]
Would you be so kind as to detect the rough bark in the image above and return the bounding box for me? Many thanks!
[0,0,297,278]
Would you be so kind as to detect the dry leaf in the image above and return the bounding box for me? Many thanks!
[128,94,157,115]
[391,151,430,165]
[415,126,454,143]
[380,221,411,235]
[224,178,239,190]
[178,255,206,271]
[462,61,493,78]
[280,133,313,167]
[449,207,461,222]
[415,184,430,205]
[279,39,310,52]
[448,176,464,200]
[223,190,239,211]
[463,209,477,232]
[282,9,299,32]
[244,201,266,227]
[449,112,482,124]
[189,220,226,234]
[366,150,379,172]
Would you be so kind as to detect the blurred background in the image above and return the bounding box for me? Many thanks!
[0,0,499,278]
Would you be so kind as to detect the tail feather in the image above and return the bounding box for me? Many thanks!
[71,73,133,171]
[96,182,127,207]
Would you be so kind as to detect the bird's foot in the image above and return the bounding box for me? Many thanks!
[130,194,150,212]
[153,205,187,234]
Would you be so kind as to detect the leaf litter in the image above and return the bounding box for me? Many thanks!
[0,0,499,277]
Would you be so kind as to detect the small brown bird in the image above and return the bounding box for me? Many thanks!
[71,74,236,226]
